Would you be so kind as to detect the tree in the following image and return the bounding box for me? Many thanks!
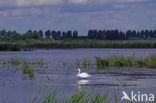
[56,31,61,40]
[73,31,78,39]
[45,30,51,38]
[67,30,72,38]
[62,31,66,38]
[39,30,43,37]
[0,29,7,36]
[32,31,41,39]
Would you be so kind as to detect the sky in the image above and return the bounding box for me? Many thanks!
[0,0,156,35]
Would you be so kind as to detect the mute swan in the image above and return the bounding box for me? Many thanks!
[77,68,91,78]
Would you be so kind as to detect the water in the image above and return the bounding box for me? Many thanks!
[0,49,156,103]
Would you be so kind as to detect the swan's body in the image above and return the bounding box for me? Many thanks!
[77,68,91,78]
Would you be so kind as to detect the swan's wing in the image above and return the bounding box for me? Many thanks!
[81,73,89,75]
[79,73,91,77]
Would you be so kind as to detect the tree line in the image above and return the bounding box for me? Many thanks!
[0,29,78,40]
[88,29,156,40]
[0,29,156,40]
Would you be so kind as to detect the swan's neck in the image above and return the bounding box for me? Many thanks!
[78,69,81,75]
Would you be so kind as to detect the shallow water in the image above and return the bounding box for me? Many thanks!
[0,49,156,103]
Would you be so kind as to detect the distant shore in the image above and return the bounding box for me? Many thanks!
[1,39,156,51]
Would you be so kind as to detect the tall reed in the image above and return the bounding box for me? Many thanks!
[93,53,156,68]
[11,56,20,65]
[22,63,34,78]
[33,89,110,103]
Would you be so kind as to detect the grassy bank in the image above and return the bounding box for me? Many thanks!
[1,39,156,51]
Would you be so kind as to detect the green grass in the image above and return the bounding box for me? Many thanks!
[91,53,156,68]
[11,56,20,65]
[22,63,34,78]
[82,58,88,68]
[36,58,45,65]
[0,56,46,66]
[0,56,47,78]
[75,58,80,68]
[2,40,156,51]
[33,89,110,103]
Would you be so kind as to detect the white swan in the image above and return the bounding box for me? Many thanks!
[77,68,91,79]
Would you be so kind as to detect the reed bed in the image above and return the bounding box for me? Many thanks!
[11,56,20,65]
[32,89,112,103]
[0,56,46,66]
[75,53,156,68]
[33,89,156,103]
[22,63,34,78]
[94,53,156,68]
[23,40,156,49]
[1,40,156,51]
[0,56,46,78]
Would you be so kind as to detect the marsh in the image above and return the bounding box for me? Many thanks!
[0,49,156,103]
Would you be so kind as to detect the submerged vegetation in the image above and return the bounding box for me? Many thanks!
[76,53,156,68]
[33,89,111,103]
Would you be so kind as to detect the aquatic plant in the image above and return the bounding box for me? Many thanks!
[87,59,92,67]
[11,56,20,65]
[33,89,110,103]
[93,53,156,68]
[75,58,80,68]
[82,57,87,68]
[36,57,45,66]
[22,63,34,78]
[62,61,67,67]
[144,54,156,68]
[2,60,7,65]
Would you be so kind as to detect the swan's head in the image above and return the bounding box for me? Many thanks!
[77,68,80,72]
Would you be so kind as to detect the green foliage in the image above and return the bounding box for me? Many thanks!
[23,31,41,40]
[145,54,156,68]
[82,58,87,68]
[22,63,34,78]
[75,58,80,68]
[33,89,111,103]
[11,56,20,65]
[2,40,156,51]
[36,58,45,66]
[94,53,156,68]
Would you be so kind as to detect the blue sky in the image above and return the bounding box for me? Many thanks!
[0,0,156,35]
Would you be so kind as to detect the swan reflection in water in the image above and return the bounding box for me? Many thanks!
[77,79,90,89]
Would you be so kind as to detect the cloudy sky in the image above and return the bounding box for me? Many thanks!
[0,0,156,35]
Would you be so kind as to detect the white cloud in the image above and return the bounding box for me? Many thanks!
[0,0,149,7]
[0,0,63,7]
[96,0,148,3]
[68,0,88,4]
[16,0,63,6]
